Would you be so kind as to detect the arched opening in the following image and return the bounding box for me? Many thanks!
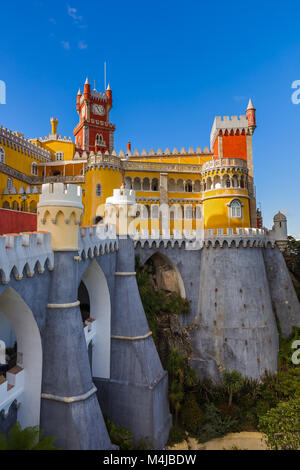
[143,252,186,298]
[124,177,132,189]
[11,201,19,211]
[133,177,141,190]
[0,288,42,429]
[151,178,159,192]
[2,201,10,209]
[185,180,193,192]
[142,178,150,191]
[29,200,37,213]
[78,260,111,379]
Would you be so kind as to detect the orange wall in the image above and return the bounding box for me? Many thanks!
[222,135,247,160]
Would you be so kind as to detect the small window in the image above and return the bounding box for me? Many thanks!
[31,162,38,175]
[7,177,13,190]
[230,200,242,218]
[0,146,5,164]
[96,184,102,197]
[55,152,64,161]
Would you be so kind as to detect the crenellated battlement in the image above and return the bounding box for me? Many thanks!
[38,183,83,209]
[0,126,51,161]
[210,114,249,150]
[106,188,136,205]
[133,226,278,250]
[0,231,54,284]
[79,224,118,260]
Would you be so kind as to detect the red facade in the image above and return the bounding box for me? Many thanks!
[0,209,37,235]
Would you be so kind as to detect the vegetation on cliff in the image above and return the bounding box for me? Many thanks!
[284,236,300,301]
[135,253,300,449]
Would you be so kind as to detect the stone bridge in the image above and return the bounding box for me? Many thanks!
[0,183,299,450]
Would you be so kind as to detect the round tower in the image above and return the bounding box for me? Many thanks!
[50,117,58,135]
[83,152,123,226]
[272,211,288,251]
[246,98,256,135]
[105,183,137,237]
[76,88,82,113]
[106,83,112,112]
[37,183,83,251]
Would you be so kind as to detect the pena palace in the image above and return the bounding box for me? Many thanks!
[0,78,262,235]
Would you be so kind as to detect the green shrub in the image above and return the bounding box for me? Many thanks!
[105,418,134,450]
[198,403,239,443]
[168,424,186,446]
[180,393,204,435]
[0,422,59,450]
[258,398,300,450]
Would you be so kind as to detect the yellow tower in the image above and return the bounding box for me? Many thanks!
[83,151,123,226]
[37,183,83,251]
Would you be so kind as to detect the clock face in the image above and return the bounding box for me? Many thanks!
[93,104,105,116]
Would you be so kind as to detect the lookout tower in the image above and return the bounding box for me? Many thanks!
[37,183,83,251]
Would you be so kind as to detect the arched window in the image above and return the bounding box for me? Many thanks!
[95,134,105,146]
[142,177,150,191]
[151,178,159,191]
[185,205,193,219]
[230,199,242,218]
[0,146,5,163]
[143,205,150,219]
[124,177,132,189]
[168,178,176,192]
[96,184,102,196]
[151,205,159,219]
[185,180,193,192]
[195,205,202,219]
[133,177,141,190]
[55,151,64,161]
[31,162,38,176]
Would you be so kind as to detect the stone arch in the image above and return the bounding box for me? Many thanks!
[79,259,111,379]
[141,251,186,299]
[0,287,42,428]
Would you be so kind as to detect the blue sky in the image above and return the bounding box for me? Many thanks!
[0,0,300,237]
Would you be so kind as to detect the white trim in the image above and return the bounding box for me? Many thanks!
[111,331,152,341]
[41,385,97,403]
[115,272,136,276]
[47,300,80,309]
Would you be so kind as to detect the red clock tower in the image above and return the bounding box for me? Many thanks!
[73,77,115,153]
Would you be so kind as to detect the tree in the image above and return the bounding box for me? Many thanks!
[222,370,244,407]
[258,399,300,450]
[0,422,59,450]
